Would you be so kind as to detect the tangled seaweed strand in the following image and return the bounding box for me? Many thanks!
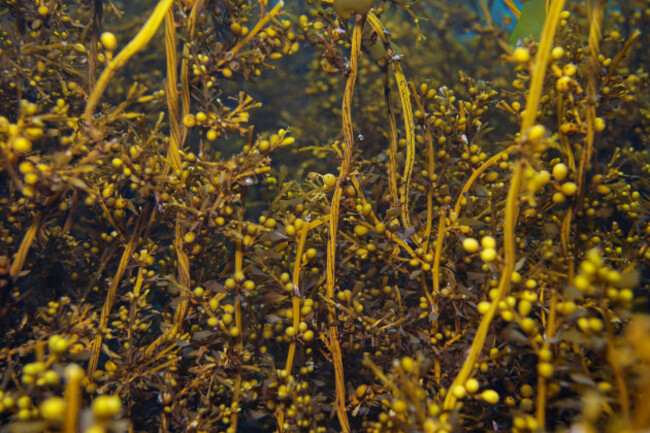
[0,0,649,432]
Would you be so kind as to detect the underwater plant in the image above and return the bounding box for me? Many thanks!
[0,0,649,432]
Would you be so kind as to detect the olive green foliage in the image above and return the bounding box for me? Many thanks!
[0,1,649,433]
[509,0,547,44]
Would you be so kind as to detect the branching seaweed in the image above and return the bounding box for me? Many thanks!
[0,1,649,433]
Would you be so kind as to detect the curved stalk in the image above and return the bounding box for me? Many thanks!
[443,0,566,411]
[325,14,366,433]
[84,0,174,123]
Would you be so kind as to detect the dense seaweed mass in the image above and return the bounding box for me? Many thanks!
[0,0,649,432]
